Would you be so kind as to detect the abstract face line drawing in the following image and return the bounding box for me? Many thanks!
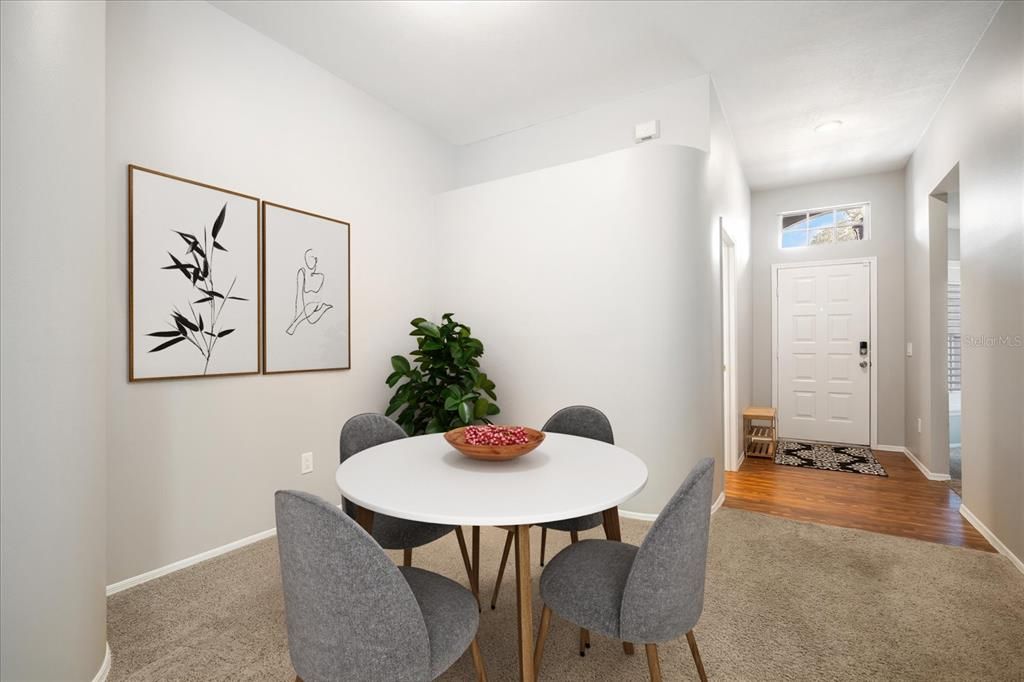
[285,248,333,335]
[145,202,250,374]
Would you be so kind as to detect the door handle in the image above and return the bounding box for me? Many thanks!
[859,360,869,368]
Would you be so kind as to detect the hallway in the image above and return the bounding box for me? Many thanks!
[724,451,992,552]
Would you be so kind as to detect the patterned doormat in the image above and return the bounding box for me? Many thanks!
[775,440,888,477]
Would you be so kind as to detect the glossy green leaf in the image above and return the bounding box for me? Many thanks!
[415,320,441,338]
[473,397,490,419]
[391,355,410,373]
[458,400,472,424]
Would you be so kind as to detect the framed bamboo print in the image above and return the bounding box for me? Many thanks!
[129,165,260,381]
[262,202,351,374]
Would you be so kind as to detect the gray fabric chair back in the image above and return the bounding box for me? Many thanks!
[339,413,407,515]
[619,457,714,643]
[275,490,431,682]
[542,405,614,444]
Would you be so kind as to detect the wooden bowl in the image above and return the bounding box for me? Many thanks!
[444,426,546,462]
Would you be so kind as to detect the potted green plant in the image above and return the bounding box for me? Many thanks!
[386,313,500,435]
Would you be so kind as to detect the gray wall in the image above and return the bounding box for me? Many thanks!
[751,170,906,447]
[904,0,1023,560]
[1,1,109,679]
[105,1,453,584]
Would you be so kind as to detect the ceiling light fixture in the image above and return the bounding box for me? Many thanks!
[815,120,843,133]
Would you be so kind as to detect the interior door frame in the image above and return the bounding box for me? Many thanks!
[771,256,878,448]
[720,221,740,471]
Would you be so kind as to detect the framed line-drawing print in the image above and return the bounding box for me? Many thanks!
[129,165,260,381]
[262,202,351,374]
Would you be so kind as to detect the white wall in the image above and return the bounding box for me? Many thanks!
[106,1,453,584]
[751,170,907,447]
[904,1,1023,560]
[707,81,753,479]
[454,76,711,188]
[1,1,109,679]
[438,144,719,513]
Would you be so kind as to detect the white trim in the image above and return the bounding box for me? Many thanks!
[110,489,731,595]
[720,221,740,472]
[106,526,276,596]
[92,643,111,682]
[959,504,1024,575]
[771,257,879,448]
[620,491,726,522]
[886,445,952,481]
[949,441,961,448]
[619,509,658,522]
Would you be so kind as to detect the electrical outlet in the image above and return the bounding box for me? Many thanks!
[301,452,313,475]
[906,342,913,357]
[917,418,922,434]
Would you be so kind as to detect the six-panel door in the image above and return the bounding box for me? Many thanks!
[777,262,870,445]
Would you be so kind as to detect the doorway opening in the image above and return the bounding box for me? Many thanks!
[931,165,962,494]
[721,220,740,471]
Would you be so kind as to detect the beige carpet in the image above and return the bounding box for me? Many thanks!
[107,509,1024,681]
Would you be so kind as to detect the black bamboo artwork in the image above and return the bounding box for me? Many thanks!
[145,203,249,374]
[285,248,333,335]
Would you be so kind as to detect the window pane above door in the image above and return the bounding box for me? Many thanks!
[780,203,869,249]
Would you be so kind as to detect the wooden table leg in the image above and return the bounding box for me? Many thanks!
[355,506,374,534]
[472,526,481,611]
[602,507,635,656]
[513,524,536,681]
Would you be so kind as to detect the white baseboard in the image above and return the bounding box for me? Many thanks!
[949,442,961,448]
[959,504,1024,575]
[619,509,658,521]
[92,643,111,682]
[109,492,729,596]
[106,526,276,596]
[878,445,951,481]
[621,491,725,522]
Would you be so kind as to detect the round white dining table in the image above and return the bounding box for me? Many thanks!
[336,432,648,682]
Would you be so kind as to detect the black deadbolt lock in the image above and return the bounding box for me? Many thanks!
[859,341,868,356]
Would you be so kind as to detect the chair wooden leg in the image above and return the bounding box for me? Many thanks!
[534,604,552,674]
[578,627,588,656]
[472,526,481,612]
[470,637,488,682]
[570,530,579,544]
[645,644,662,682]
[686,630,707,682]
[403,548,412,567]
[490,530,514,609]
[540,527,547,566]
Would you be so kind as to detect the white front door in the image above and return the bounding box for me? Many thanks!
[776,261,871,445]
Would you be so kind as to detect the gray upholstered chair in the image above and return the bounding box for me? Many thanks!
[489,406,613,610]
[340,413,475,595]
[533,457,714,682]
[275,490,487,682]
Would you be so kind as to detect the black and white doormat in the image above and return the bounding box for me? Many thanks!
[774,440,888,477]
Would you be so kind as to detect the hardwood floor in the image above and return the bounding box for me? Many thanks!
[724,450,994,552]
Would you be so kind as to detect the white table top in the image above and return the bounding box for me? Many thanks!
[336,433,648,527]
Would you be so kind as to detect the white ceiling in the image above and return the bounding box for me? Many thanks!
[214,1,1000,189]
